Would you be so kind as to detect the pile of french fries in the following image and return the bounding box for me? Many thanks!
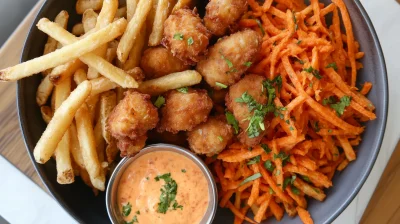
[0,0,199,192]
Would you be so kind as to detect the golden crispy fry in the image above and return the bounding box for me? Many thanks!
[89,77,119,97]
[122,25,147,70]
[37,18,138,88]
[72,23,84,36]
[82,9,98,33]
[70,122,85,169]
[36,75,54,106]
[43,10,69,75]
[148,0,172,46]
[100,91,117,144]
[40,106,53,124]
[86,95,99,124]
[76,0,103,14]
[0,18,127,82]
[49,59,85,85]
[75,103,105,191]
[127,0,139,21]
[172,0,192,12]
[94,115,106,163]
[117,0,153,63]
[34,81,91,164]
[74,68,87,85]
[138,70,202,96]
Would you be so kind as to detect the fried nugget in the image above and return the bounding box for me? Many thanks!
[158,88,213,133]
[140,47,191,79]
[196,29,262,89]
[226,74,269,146]
[107,91,159,156]
[204,0,247,36]
[187,116,233,156]
[162,8,211,65]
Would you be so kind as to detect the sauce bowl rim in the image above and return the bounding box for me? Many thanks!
[106,143,218,224]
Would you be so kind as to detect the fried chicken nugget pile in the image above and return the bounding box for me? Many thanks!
[162,8,211,65]
[107,91,159,156]
[158,88,213,133]
[197,30,262,89]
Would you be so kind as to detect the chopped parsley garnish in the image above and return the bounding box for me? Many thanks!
[154,173,183,214]
[292,12,298,31]
[295,58,305,65]
[291,186,300,195]
[309,82,313,88]
[303,66,322,79]
[247,156,261,165]
[255,19,265,35]
[248,147,253,151]
[187,37,194,45]
[125,215,138,224]
[217,136,223,142]
[273,152,290,166]
[285,120,290,124]
[173,201,183,210]
[154,96,165,108]
[323,96,336,105]
[275,170,281,176]
[226,111,239,134]
[264,160,275,172]
[173,33,183,40]
[313,121,320,132]
[273,41,277,46]
[297,40,302,45]
[330,96,351,116]
[176,87,188,93]
[261,143,271,153]
[289,126,294,131]
[283,175,296,190]
[122,202,132,217]
[244,61,252,67]
[274,107,286,119]
[269,187,275,194]
[328,129,333,133]
[136,210,140,215]
[219,50,234,70]
[181,169,186,173]
[301,175,311,183]
[215,82,228,89]
[312,187,320,193]
[326,62,338,71]
[239,173,262,186]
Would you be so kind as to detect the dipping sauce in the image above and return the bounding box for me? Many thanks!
[117,150,209,224]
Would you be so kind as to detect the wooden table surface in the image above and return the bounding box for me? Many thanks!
[0,1,399,223]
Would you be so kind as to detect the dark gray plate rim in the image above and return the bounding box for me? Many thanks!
[16,0,388,223]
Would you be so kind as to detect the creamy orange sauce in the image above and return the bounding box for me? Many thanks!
[117,150,209,224]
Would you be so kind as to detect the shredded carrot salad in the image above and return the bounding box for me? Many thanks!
[207,0,376,223]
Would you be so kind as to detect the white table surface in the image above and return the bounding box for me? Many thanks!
[0,0,399,223]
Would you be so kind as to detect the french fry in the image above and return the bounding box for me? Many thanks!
[296,207,314,224]
[87,0,119,79]
[36,18,138,88]
[0,18,127,82]
[40,106,53,124]
[82,9,98,33]
[70,122,85,169]
[117,0,153,63]
[49,59,85,85]
[76,0,103,14]
[74,68,87,85]
[126,0,139,21]
[86,95,100,124]
[36,75,54,106]
[94,115,106,163]
[100,91,117,144]
[172,0,192,12]
[148,0,171,46]
[72,23,84,36]
[122,25,147,70]
[106,46,118,62]
[34,81,91,164]
[89,77,119,97]
[43,10,69,75]
[75,103,105,191]
[138,70,202,96]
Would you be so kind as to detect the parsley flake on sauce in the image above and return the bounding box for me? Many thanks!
[181,169,186,173]
[173,33,184,40]
[154,173,183,214]
[330,96,351,116]
[122,202,132,217]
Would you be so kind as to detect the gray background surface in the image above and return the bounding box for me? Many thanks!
[0,0,39,47]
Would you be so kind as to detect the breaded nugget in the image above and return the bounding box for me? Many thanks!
[226,74,268,146]
[196,29,262,89]
[107,91,159,141]
[187,116,233,156]
[158,88,213,133]
[162,8,211,65]
[140,47,190,79]
[117,135,147,157]
[204,0,247,36]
